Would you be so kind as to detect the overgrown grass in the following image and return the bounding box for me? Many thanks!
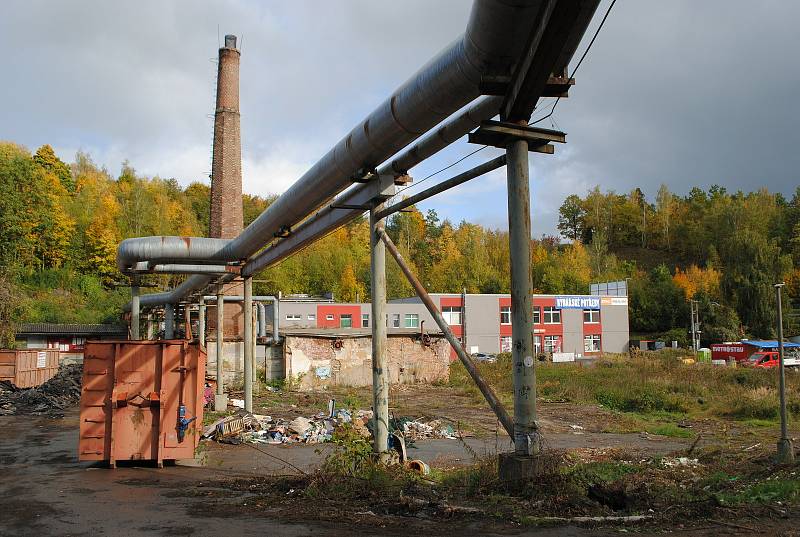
[449,351,800,426]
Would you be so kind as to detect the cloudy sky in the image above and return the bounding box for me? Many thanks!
[1,1,798,236]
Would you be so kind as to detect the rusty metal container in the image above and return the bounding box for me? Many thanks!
[78,340,206,467]
[0,349,60,388]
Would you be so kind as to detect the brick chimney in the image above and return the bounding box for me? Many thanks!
[209,34,244,340]
[209,34,243,239]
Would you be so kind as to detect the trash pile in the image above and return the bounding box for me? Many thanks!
[203,402,373,445]
[0,364,83,416]
[393,417,460,440]
[203,398,464,446]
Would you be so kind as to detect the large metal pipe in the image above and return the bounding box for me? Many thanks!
[116,237,233,273]
[123,1,598,309]
[241,97,502,277]
[378,228,514,438]
[507,136,539,456]
[370,203,389,455]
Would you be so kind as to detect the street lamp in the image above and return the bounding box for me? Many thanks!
[775,282,794,463]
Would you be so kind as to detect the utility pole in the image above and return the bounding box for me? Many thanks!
[775,282,794,463]
[164,304,175,339]
[198,298,206,347]
[462,287,468,352]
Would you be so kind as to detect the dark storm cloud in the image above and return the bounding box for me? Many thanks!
[1,1,797,235]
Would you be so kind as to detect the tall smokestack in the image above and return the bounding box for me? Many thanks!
[210,34,243,239]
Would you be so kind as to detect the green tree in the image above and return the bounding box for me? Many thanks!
[557,194,585,241]
[33,144,75,192]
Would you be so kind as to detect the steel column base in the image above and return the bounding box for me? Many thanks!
[498,452,544,487]
[777,439,795,464]
[214,394,229,412]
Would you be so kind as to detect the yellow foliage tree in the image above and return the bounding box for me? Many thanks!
[673,264,721,300]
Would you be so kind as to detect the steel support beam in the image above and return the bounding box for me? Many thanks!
[378,228,514,438]
[164,303,175,339]
[130,284,140,340]
[243,277,254,413]
[370,203,390,455]
[507,136,540,456]
[374,156,507,221]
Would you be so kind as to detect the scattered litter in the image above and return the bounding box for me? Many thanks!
[0,364,82,416]
[231,398,245,409]
[743,443,761,452]
[396,417,460,440]
[407,459,431,475]
[661,457,699,468]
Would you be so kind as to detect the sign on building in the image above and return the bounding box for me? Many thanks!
[555,296,600,309]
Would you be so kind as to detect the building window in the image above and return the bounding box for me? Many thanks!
[404,314,419,328]
[500,336,512,353]
[362,313,369,327]
[532,307,541,324]
[392,314,401,328]
[326,314,334,321]
[307,314,316,321]
[584,334,601,352]
[544,335,561,353]
[543,306,561,324]
[583,309,600,323]
[442,306,462,325]
[534,335,542,353]
[340,314,352,328]
[286,314,301,321]
[500,306,511,325]
[72,337,86,346]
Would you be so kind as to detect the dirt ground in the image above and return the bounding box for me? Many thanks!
[1,385,798,536]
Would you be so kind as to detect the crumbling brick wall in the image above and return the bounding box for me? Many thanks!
[283,335,450,390]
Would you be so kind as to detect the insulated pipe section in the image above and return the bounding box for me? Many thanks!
[215,1,543,264]
[241,96,503,277]
[123,0,598,309]
[116,237,233,273]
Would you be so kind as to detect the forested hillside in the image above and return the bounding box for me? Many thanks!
[0,141,797,346]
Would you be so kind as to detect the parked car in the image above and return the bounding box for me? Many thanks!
[749,351,800,369]
[472,352,496,363]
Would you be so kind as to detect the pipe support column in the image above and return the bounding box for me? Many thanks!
[507,137,540,456]
[370,203,389,456]
[214,286,227,411]
[130,284,140,340]
[198,299,206,347]
[164,304,175,340]
[243,277,254,413]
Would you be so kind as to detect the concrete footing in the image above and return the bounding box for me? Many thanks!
[214,394,229,412]
[777,438,795,463]
[498,452,542,486]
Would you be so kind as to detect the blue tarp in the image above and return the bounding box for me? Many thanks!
[742,340,800,349]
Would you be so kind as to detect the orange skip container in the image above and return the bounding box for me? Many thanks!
[78,340,206,467]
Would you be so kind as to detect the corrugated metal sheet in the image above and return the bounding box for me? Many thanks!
[0,349,60,388]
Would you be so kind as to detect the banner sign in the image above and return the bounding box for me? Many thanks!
[600,296,629,306]
[555,296,600,310]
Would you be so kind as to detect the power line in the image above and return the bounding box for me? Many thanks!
[531,0,617,126]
